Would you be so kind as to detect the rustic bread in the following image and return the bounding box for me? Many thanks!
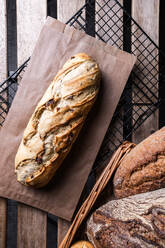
[15,53,101,188]
[87,188,165,248]
[71,241,94,248]
[113,127,165,198]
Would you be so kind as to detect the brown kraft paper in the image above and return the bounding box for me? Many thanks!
[0,17,136,221]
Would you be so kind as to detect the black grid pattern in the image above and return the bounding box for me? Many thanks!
[0,59,29,126]
[67,0,165,170]
[0,0,165,171]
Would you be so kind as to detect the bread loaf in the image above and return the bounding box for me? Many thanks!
[15,53,101,188]
[113,127,165,198]
[87,188,165,248]
[71,241,94,248]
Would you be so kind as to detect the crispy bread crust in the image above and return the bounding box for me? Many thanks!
[15,53,101,188]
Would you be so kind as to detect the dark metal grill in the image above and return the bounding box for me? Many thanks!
[0,0,165,172]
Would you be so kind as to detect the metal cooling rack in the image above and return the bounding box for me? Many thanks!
[1,0,165,171]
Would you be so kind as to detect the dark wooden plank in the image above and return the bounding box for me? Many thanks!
[47,214,58,248]
[47,0,57,19]
[17,205,47,248]
[0,199,7,248]
[6,200,17,248]
[6,0,17,72]
[6,3,18,245]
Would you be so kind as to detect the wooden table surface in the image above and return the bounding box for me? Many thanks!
[0,0,163,247]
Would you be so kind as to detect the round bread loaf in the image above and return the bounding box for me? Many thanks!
[113,127,165,198]
[87,188,165,248]
[71,241,94,248]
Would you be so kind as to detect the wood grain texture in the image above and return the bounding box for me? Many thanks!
[58,219,71,246]
[17,1,47,247]
[132,0,159,143]
[0,0,7,82]
[0,199,6,248]
[16,0,47,66]
[57,0,85,24]
[0,1,7,247]
[57,1,85,245]
[17,204,47,248]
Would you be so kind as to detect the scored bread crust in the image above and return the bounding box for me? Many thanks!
[113,127,165,198]
[87,188,165,248]
[15,53,101,188]
[71,241,94,248]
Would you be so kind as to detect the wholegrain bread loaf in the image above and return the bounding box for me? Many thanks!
[113,127,165,198]
[15,53,101,188]
[87,188,165,248]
